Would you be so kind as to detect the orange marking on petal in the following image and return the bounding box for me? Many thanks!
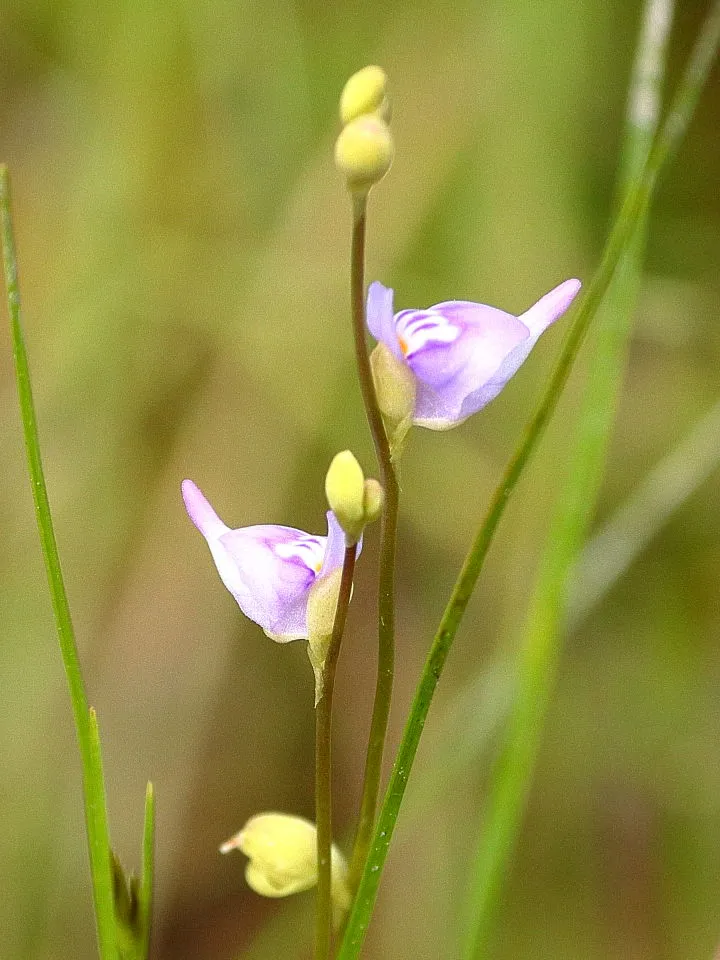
[399,336,408,356]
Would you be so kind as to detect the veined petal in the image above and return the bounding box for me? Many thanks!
[408,303,529,427]
[183,480,327,641]
[217,525,324,640]
[365,278,582,430]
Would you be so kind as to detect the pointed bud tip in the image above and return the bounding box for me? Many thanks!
[325,451,366,540]
[340,65,390,125]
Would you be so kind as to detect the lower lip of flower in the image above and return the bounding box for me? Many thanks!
[274,536,326,577]
[395,310,462,361]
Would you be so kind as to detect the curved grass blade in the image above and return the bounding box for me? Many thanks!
[138,782,155,959]
[0,166,118,960]
[337,2,720,954]
[569,396,720,628]
[461,0,675,953]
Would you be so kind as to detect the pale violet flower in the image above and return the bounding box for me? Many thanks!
[367,278,582,429]
[182,479,351,642]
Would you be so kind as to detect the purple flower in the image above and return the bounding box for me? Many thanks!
[367,278,581,429]
[182,479,350,642]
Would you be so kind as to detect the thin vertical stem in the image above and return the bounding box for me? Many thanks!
[0,165,117,960]
[336,3,720,953]
[315,546,357,960]
[347,197,400,891]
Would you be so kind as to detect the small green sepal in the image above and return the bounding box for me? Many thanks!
[370,341,416,459]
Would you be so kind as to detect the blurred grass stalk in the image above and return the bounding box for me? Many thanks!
[411,383,720,822]
[0,165,118,960]
[1,167,156,960]
[568,396,720,629]
[461,0,719,955]
[338,1,720,957]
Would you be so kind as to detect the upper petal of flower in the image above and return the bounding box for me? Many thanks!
[366,281,402,360]
[319,510,347,577]
[182,480,328,641]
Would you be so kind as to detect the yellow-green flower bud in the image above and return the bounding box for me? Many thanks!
[325,450,365,543]
[220,813,317,898]
[221,813,350,919]
[362,478,384,525]
[370,341,416,459]
[334,116,393,195]
[306,569,342,705]
[339,65,390,125]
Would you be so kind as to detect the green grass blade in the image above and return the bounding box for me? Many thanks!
[337,2,720,954]
[139,782,155,960]
[461,0,674,954]
[0,166,118,960]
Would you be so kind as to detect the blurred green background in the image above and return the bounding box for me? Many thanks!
[1,0,719,957]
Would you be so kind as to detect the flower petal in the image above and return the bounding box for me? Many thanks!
[520,278,582,336]
[319,511,345,576]
[182,480,326,641]
[449,279,582,425]
[410,304,529,427]
[217,525,322,639]
[319,510,363,578]
[366,282,402,360]
[182,478,229,538]
[382,279,583,429]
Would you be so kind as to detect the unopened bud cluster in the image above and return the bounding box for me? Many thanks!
[335,66,394,194]
[325,450,383,544]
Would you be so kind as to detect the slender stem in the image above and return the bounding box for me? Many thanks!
[346,196,400,891]
[0,166,117,959]
[336,4,720,954]
[461,1,674,955]
[315,545,357,960]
